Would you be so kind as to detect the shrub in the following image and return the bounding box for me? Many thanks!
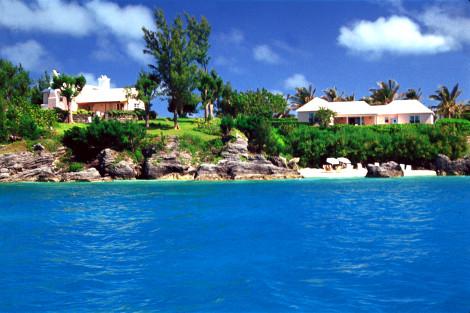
[436,118,470,135]
[75,109,92,115]
[220,115,235,137]
[68,162,84,172]
[62,118,146,161]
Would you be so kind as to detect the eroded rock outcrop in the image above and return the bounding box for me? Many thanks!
[61,168,104,182]
[0,151,60,182]
[142,137,194,180]
[435,154,470,176]
[195,135,300,180]
[98,148,139,179]
[366,161,404,178]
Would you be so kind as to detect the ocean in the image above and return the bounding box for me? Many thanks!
[0,178,469,312]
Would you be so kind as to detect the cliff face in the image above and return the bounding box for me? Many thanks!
[195,136,300,180]
[0,135,300,183]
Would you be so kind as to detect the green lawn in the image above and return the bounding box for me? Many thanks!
[53,117,221,141]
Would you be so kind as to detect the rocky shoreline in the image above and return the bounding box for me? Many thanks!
[0,135,301,183]
[1,136,469,183]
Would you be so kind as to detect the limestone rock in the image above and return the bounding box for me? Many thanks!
[98,148,138,179]
[220,136,249,160]
[268,156,288,168]
[61,168,103,182]
[287,157,300,170]
[196,136,300,181]
[435,154,470,176]
[142,137,192,179]
[366,161,404,178]
[0,151,59,182]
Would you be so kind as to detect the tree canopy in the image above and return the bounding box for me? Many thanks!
[143,9,211,129]
[51,72,86,123]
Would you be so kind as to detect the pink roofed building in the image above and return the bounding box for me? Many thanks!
[296,97,434,125]
[41,75,144,114]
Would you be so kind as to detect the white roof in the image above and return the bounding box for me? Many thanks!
[75,85,131,104]
[297,97,433,116]
[372,100,433,115]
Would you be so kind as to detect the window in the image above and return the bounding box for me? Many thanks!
[308,113,315,124]
[409,115,421,124]
[384,117,389,124]
[348,117,364,125]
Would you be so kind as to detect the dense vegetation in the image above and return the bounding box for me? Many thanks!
[62,118,146,161]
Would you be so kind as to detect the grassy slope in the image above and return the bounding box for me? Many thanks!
[0,118,220,155]
[54,118,220,141]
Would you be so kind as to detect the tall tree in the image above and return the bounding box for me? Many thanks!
[288,85,315,110]
[51,72,86,123]
[130,71,160,128]
[217,82,234,117]
[368,80,400,105]
[0,59,31,103]
[0,59,32,141]
[430,84,463,118]
[31,71,51,106]
[143,9,211,129]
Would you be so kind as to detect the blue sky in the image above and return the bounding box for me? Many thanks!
[1,0,469,116]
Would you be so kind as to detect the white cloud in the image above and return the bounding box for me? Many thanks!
[80,73,99,86]
[125,41,152,65]
[0,0,155,64]
[0,0,94,36]
[0,40,46,71]
[419,6,470,48]
[253,44,281,64]
[338,15,453,55]
[214,56,243,74]
[85,0,154,40]
[284,74,310,90]
[218,29,244,45]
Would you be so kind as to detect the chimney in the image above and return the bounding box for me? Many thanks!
[98,75,111,89]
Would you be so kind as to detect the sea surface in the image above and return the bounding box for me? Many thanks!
[0,178,469,312]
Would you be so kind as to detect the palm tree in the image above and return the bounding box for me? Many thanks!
[367,79,400,105]
[401,88,422,100]
[343,94,355,101]
[288,84,315,110]
[429,84,463,118]
[322,87,342,102]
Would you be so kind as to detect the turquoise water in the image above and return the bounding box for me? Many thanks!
[0,178,469,312]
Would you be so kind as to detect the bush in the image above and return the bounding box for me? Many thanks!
[1,102,54,141]
[63,118,146,161]
[436,118,470,135]
[220,115,235,137]
[68,162,84,172]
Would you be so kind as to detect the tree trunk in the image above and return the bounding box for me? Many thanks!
[145,111,150,128]
[173,110,180,130]
[209,102,214,120]
[204,102,208,121]
[67,99,74,124]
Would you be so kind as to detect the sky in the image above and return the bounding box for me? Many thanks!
[0,0,469,116]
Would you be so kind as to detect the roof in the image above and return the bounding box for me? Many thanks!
[296,97,433,116]
[372,100,434,115]
[75,85,131,104]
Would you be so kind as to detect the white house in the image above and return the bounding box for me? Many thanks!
[297,97,434,125]
[42,75,145,113]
